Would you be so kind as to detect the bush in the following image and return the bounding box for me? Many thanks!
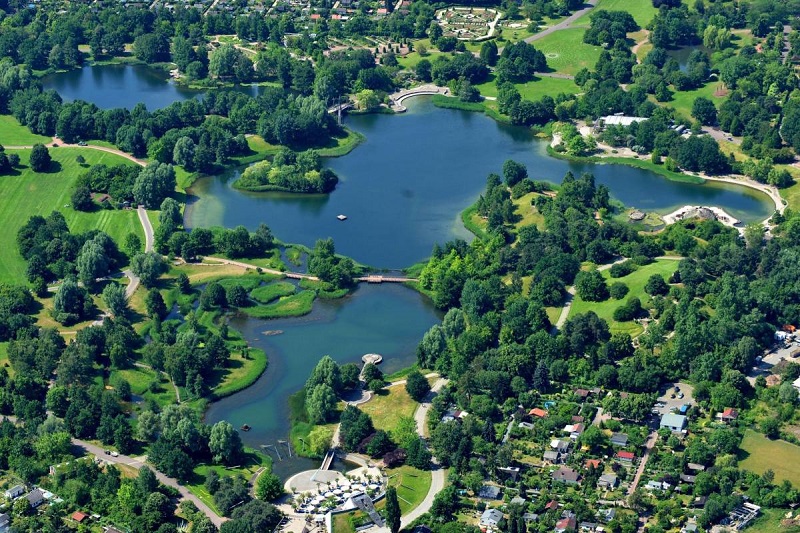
[610,282,629,300]
[609,260,637,278]
[29,143,52,172]
[613,297,645,322]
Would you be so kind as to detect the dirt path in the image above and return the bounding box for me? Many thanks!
[628,430,658,495]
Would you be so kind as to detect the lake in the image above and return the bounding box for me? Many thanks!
[204,283,441,478]
[41,64,266,110]
[185,97,774,268]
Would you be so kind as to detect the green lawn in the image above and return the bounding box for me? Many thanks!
[667,82,726,121]
[534,28,604,76]
[740,430,800,487]
[0,148,143,283]
[360,385,419,436]
[568,259,679,336]
[746,507,800,533]
[0,116,51,146]
[574,0,657,27]
[474,74,580,101]
[249,282,296,304]
[386,465,431,515]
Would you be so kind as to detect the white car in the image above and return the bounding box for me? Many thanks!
[110,451,119,457]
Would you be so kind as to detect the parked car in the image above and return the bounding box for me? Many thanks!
[110,451,119,457]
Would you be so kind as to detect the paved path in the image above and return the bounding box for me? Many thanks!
[627,430,657,496]
[5,139,148,166]
[553,257,626,331]
[523,0,598,44]
[71,439,226,527]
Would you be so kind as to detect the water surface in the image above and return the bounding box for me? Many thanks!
[204,283,441,478]
[185,97,773,268]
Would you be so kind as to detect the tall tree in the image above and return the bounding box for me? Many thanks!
[385,486,401,533]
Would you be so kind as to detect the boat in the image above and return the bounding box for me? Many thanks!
[240,424,251,432]
[337,214,347,221]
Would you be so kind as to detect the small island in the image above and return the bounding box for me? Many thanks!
[234,148,338,194]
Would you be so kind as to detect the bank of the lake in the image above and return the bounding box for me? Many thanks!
[185,96,774,269]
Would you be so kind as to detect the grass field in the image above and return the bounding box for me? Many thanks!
[0,148,143,283]
[250,282,296,304]
[568,259,679,336]
[667,82,726,121]
[574,0,657,27]
[740,430,800,487]
[360,384,419,435]
[746,507,800,533]
[385,465,431,515]
[186,450,272,516]
[0,116,51,146]
[535,28,604,76]
[474,74,580,101]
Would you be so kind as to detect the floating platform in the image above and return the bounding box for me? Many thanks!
[337,214,347,221]
[240,424,251,432]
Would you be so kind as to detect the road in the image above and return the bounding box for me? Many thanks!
[627,431,657,496]
[71,439,226,527]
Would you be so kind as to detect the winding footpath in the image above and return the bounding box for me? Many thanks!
[523,0,598,44]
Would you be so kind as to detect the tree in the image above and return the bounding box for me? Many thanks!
[575,270,609,301]
[124,233,142,256]
[385,486,401,533]
[306,426,333,457]
[131,252,167,287]
[71,185,94,211]
[306,383,337,424]
[133,162,176,209]
[53,276,91,324]
[146,288,167,318]
[502,159,527,187]
[761,418,780,439]
[306,355,342,393]
[76,238,110,288]
[645,274,669,296]
[255,472,283,501]
[691,97,717,125]
[29,143,51,172]
[405,369,431,401]
[103,283,128,317]
[209,421,244,466]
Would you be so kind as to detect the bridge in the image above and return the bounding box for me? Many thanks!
[319,449,335,471]
[327,101,354,114]
[357,275,416,283]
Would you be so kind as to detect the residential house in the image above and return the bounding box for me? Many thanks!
[529,408,548,418]
[510,496,526,506]
[71,511,88,523]
[574,388,590,399]
[480,508,504,529]
[497,466,520,482]
[571,415,585,424]
[610,433,628,447]
[598,508,616,523]
[579,522,598,531]
[26,488,44,508]
[0,513,9,528]
[545,500,559,512]
[597,474,618,489]
[660,413,687,432]
[477,485,501,500]
[555,516,577,532]
[615,451,635,463]
[552,466,580,485]
[568,423,584,440]
[680,524,697,533]
[104,528,125,533]
[4,485,24,500]
[686,463,706,473]
[717,408,739,423]
[522,513,539,524]
[543,450,561,463]
[551,439,571,452]
[518,422,534,430]
[680,474,696,484]
[584,459,601,470]
[646,480,671,491]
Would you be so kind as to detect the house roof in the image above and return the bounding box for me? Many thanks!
[616,451,635,460]
[610,432,628,445]
[529,408,548,418]
[584,459,601,470]
[480,508,504,522]
[599,473,618,484]
[71,511,88,522]
[687,462,706,471]
[721,408,739,418]
[552,467,579,482]
[660,413,687,428]
[477,485,501,499]
[545,500,558,510]
[555,516,577,530]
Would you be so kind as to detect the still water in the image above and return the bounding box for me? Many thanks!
[41,64,266,110]
[185,97,773,268]
[204,283,441,478]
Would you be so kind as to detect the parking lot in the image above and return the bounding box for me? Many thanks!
[653,382,695,418]
[747,342,800,385]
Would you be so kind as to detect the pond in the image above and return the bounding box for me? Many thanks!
[204,283,441,479]
[185,96,774,268]
[41,64,266,110]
